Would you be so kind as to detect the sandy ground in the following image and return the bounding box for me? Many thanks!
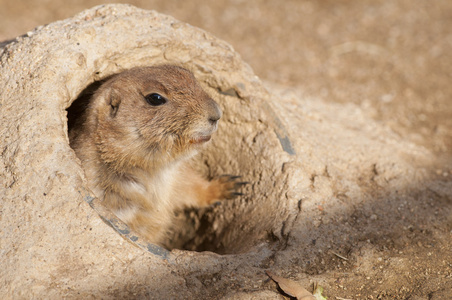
[1,1,451,299]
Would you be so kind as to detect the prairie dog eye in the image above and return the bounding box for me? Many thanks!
[144,93,167,106]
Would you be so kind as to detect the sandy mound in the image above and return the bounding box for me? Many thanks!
[1,4,450,299]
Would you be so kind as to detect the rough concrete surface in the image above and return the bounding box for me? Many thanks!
[1,3,451,300]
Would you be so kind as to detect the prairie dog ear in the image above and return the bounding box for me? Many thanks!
[106,87,121,117]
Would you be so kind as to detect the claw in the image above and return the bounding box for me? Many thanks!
[218,175,242,183]
[213,174,249,201]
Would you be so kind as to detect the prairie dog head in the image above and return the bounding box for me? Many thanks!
[88,65,222,171]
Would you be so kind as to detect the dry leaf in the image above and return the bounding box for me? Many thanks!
[266,270,316,300]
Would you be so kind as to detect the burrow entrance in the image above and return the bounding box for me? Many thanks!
[67,69,295,255]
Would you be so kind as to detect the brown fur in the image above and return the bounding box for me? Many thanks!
[69,65,240,246]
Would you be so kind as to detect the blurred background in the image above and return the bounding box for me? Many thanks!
[1,0,451,159]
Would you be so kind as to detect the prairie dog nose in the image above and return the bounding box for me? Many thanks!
[208,100,222,125]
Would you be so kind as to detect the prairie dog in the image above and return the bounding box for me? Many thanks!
[69,65,241,246]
